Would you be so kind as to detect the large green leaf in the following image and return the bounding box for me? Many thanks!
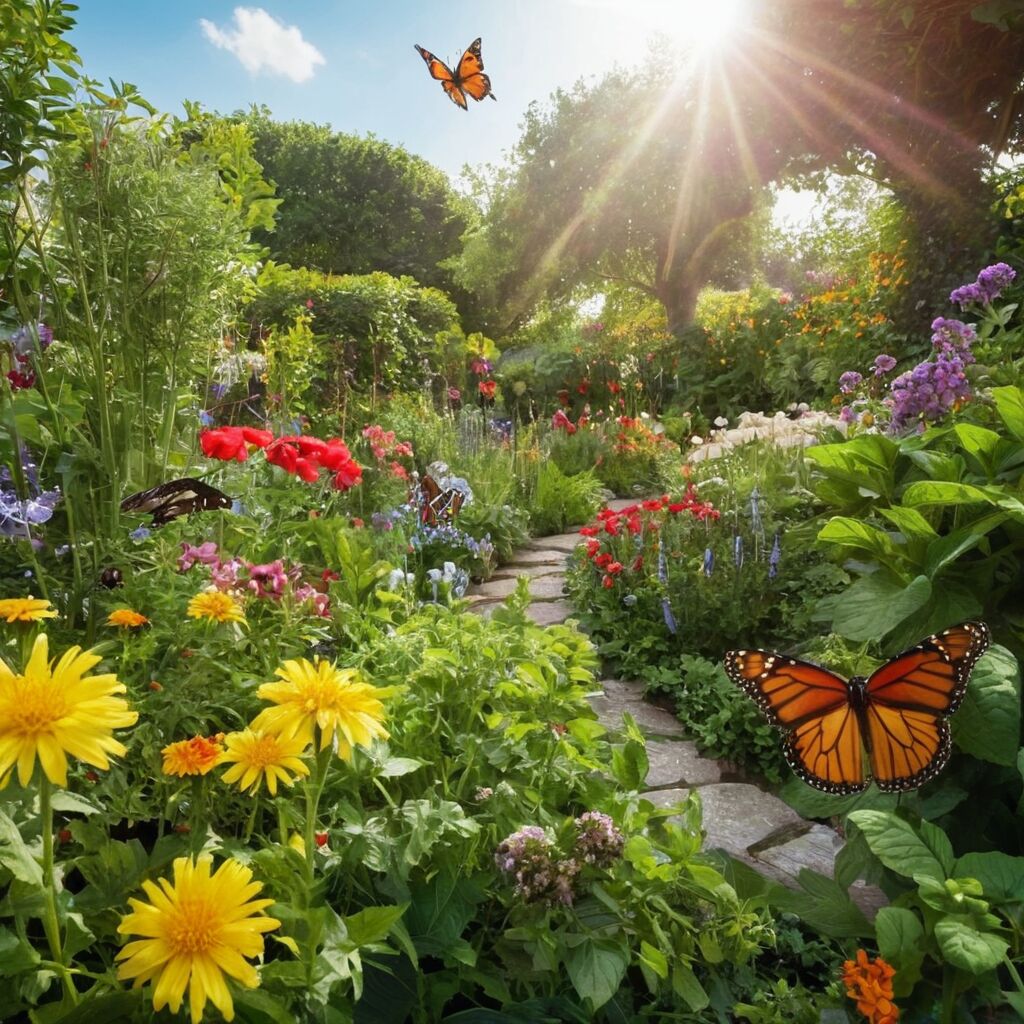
[831,574,931,642]
[902,481,1024,521]
[952,645,1021,766]
[933,917,1008,974]
[874,907,924,994]
[878,506,938,542]
[953,851,1024,904]
[343,904,408,947]
[848,811,945,882]
[991,385,1024,442]
[817,517,901,564]
[954,423,1002,469]
[769,869,873,938]
[923,513,1005,577]
[0,809,42,886]
[565,938,629,1009]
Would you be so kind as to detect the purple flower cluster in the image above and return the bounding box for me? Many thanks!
[887,318,976,432]
[0,452,61,539]
[949,262,1016,309]
[10,323,53,358]
[872,354,897,376]
[494,826,579,906]
[574,812,625,867]
[838,370,863,395]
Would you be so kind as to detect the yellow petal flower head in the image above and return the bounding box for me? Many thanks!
[220,728,310,795]
[186,589,246,625]
[252,658,389,760]
[0,634,137,787]
[107,608,149,628]
[116,854,280,1024]
[161,734,225,777]
[0,596,57,623]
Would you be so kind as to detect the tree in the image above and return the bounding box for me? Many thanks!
[456,55,804,335]
[243,113,478,304]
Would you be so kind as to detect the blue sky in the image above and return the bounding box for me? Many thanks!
[69,2,815,219]
[69,1,682,181]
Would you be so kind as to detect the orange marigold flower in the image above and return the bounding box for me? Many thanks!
[106,608,149,628]
[842,950,899,1023]
[161,733,226,777]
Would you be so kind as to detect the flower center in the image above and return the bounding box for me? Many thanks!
[246,735,282,770]
[168,898,220,954]
[10,680,66,736]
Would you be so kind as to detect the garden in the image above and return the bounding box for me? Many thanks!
[1,1,1023,1022]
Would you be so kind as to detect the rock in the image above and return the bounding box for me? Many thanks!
[528,574,568,601]
[526,600,575,627]
[471,578,519,602]
[489,562,570,581]
[646,783,804,857]
[524,533,583,554]
[588,679,686,737]
[499,548,566,566]
[751,824,842,885]
[645,739,722,788]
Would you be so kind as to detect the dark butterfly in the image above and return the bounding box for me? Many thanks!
[120,478,233,527]
[724,621,990,794]
[414,37,496,110]
[420,474,465,525]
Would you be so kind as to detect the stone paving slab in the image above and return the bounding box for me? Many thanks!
[500,548,567,566]
[645,783,804,857]
[527,574,568,601]
[645,738,722,788]
[525,600,575,627]
[751,824,842,886]
[588,679,686,737]
[524,533,583,554]
[489,563,567,581]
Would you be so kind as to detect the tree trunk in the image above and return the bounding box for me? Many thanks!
[655,276,702,336]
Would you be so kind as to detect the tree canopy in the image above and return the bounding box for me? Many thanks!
[244,113,478,302]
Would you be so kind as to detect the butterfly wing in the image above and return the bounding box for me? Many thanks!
[864,621,990,792]
[455,38,495,102]
[414,44,468,109]
[724,650,868,793]
[420,474,442,524]
[121,478,232,526]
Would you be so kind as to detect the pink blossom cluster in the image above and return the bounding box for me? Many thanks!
[362,424,415,480]
[177,542,331,617]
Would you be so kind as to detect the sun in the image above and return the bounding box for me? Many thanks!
[687,0,744,51]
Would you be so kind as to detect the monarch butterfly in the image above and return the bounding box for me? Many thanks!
[414,38,496,110]
[724,622,990,794]
[419,474,465,525]
[121,478,233,527]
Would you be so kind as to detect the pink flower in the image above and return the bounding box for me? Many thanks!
[248,560,289,599]
[178,541,219,572]
[448,387,461,403]
[210,557,245,592]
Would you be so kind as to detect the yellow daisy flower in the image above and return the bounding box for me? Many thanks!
[252,658,389,760]
[116,854,280,1024]
[106,608,149,628]
[0,634,137,788]
[161,734,225,777]
[220,728,310,795]
[186,590,246,625]
[0,596,57,623]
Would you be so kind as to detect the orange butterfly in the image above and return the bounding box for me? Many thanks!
[414,37,496,110]
[724,622,990,794]
[419,474,465,525]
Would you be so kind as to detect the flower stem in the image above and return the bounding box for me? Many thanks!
[39,777,78,1004]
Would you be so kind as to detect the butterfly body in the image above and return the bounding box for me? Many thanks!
[414,38,496,109]
[419,474,465,525]
[121,478,233,527]
[725,622,990,794]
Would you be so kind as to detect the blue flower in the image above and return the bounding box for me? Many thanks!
[198,410,215,427]
[733,535,743,569]
[657,539,668,584]
[769,533,781,579]
[703,548,714,577]
[130,526,152,543]
[661,597,677,634]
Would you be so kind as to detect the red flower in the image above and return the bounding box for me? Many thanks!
[608,381,621,394]
[479,379,497,400]
[315,830,329,847]
[305,298,315,309]
[579,526,599,537]
[668,502,687,514]
[578,415,589,428]
[294,457,320,483]
[552,410,576,434]
[585,539,601,558]
[265,438,298,473]
[557,389,570,407]
[200,427,248,462]
[576,379,590,395]
[241,427,273,448]
[351,517,364,528]
[319,439,353,472]
[607,561,624,575]
[602,575,614,589]
[632,555,644,571]
[642,499,663,512]
[6,367,35,390]
[595,552,613,569]
[333,460,363,491]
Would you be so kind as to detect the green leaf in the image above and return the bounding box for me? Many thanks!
[565,939,628,1009]
[952,645,1020,766]
[933,917,1008,974]
[0,924,40,976]
[769,869,873,938]
[343,904,407,947]
[919,819,955,877]
[848,810,945,881]
[50,791,101,816]
[379,757,423,778]
[923,513,1005,577]
[0,809,42,886]
[817,517,900,562]
[954,851,1024,904]
[991,385,1024,441]
[954,423,1002,467]
[902,481,1024,521]
[671,963,709,1011]
[831,574,931,642]
[874,907,924,994]
[638,939,668,980]
[878,506,938,541]
[404,870,483,957]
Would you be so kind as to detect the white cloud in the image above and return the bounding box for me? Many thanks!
[199,7,325,83]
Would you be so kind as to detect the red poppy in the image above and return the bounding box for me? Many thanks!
[319,439,353,472]
[333,460,363,491]
[579,526,599,537]
[265,438,298,473]
[294,457,320,483]
[557,389,570,407]
[576,379,590,395]
[200,427,248,462]
[602,575,614,589]
[479,380,497,400]
[241,427,273,448]
[608,381,621,394]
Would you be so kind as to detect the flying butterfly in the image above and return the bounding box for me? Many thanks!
[120,478,233,527]
[414,37,496,110]
[419,474,465,525]
[724,622,990,794]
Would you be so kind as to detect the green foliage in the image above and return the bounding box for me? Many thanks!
[528,461,603,537]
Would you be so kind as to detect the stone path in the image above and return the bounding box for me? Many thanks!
[468,509,883,910]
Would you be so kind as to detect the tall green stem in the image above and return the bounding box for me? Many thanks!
[39,777,78,1004]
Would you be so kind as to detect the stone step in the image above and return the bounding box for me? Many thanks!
[588,678,686,738]
[645,738,722,788]
[523,533,583,554]
[525,600,575,627]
